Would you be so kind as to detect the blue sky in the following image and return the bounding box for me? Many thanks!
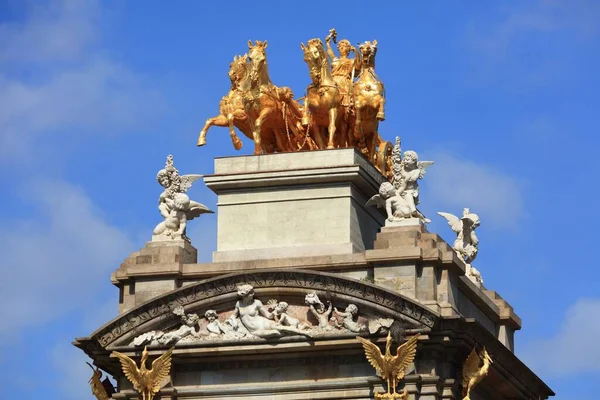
[0,0,598,398]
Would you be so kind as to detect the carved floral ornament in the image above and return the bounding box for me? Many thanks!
[76,270,437,352]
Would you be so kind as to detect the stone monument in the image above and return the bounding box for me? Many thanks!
[75,29,554,400]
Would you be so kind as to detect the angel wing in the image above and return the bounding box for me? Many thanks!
[366,194,386,208]
[417,161,434,179]
[356,336,386,376]
[462,347,481,384]
[186,200,214,221]
[180,174,203,192]
[147,347,175,395]
[393,334,419,379]
[87,363,110,400]
[437,211,463,233]
[111,351,142,392]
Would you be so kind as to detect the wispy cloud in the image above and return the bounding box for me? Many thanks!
[521,298,600,376]
[421,151,524,230]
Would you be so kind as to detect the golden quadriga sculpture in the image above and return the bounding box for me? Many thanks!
[356,332,419,399]
[197,29,394,178]
[111,346,174,400]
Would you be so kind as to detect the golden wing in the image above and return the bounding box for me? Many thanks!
[111,350,142,391]
[356,336,385,376]
[87,363,110,400]
[393,334,419,379]
[147,347,175,395]
[462,347,481,383]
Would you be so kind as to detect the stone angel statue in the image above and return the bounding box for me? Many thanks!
[87,363,115,400]
[111,346,174,400]
[153,155,213,241]
[462,347,493,400]
[437,208,480,264]
[356,333,419,399]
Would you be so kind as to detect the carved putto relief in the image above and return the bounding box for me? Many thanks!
[131,287,400,346]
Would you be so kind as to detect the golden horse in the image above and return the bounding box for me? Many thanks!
[300,38,349,150]
[197,54,251,150]
[353,40,386,164]
[245,40,307,155]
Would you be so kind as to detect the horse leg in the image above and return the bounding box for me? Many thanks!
[302,95,310,126]
[354,101,364,144]
[198,114,228,146]
[327,107,337,149]
[368,133,378,164]
[253,107,273,155]
[227,113,243,150]
[377,94,386,121]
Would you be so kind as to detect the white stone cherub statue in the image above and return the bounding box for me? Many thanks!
[152,155,213,241]
[333,303,366,333]
[438,208,483,285]
[367,137,433,224]
[272,301,307,330]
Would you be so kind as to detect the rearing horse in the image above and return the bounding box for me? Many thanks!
[353,40,386,163]
[197,54,251,150]
[245,40,306,155]
[300,38,347,149]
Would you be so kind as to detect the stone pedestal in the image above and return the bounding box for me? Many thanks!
[204,149,387,262]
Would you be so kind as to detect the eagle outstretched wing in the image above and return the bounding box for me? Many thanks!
[462,347,481,385]
[147,347,175,395]
[366,194,386,208]
[180,174,203,192]
[111,351,142,392]
[393,334,419,379]
[87,363,110,400]
[356,336,385,376]
[437,212,463,233]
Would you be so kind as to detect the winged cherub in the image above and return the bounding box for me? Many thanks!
[437,208,480,264]
[356,333,419,399]
[152,155,213,241]
[462,347,493,400]
[111,346,174,400]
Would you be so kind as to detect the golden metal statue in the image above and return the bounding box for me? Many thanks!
[87,362,115,400]
[356,333,419,399]
[461,347,493,400]
[301,38,349,150]
[197,55,251,150]
[111,346,174,400]
[325,28,360,108]
[245,40,308,155]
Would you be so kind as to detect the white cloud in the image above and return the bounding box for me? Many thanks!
[0,179,132,334]
[521,298,600,377]
[421,151,524,230]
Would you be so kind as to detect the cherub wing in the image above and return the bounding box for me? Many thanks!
[186,200,214,221]
[356,336,386,376]
[393,334,419,379]
[111,351,142,391]
[437,212,462,233]
[462,347,481,383]
[87,363,110,400]
[417,161,434,179]
[180,174,203,192]
[148,347,175,395]
[366,194,386,208]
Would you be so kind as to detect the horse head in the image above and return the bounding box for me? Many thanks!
[358,40,378,67]
[301,38,327,84]
[248,40,268,83]
[228,54,249,86]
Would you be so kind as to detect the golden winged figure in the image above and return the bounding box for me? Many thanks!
[462,347,493,400]
[87,362,114,400]
[356,332,419,399]
[111,346,174,400]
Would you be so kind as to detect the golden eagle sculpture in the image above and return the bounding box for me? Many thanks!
[87,362,115,400]
[111,346,174,400]
[356,332,419,399]
[462,346,493,400]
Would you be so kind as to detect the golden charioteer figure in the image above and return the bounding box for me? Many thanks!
[197,29,393,178]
